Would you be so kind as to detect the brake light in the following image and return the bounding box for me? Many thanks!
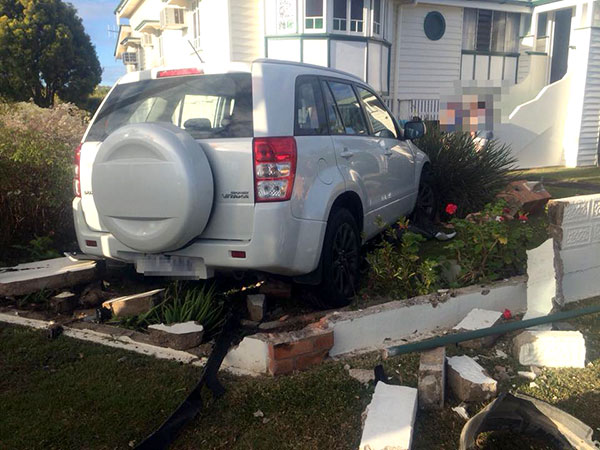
[253,137,297,202]
[73,143,82,197]
[157,68,203,78]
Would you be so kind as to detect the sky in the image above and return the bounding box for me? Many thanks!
[69,0,125,86]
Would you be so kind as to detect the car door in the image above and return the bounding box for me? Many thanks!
[322,79,390,237]
[355,85,416,218]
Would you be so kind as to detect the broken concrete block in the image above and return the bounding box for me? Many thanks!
[497,180,551,214]
[246,294,266,322]
[548,194,600,304]
[418,347,446,409]
[259,279,292,299]
[50,291,78,314]
[80,281,111,308]
[447,355,497,402]
[0,257,97,297]
[348,368,375,385]
[454,309,502,349]
[523,239,557,328]
[102,289,164,317]
[513,330,586,368]
[148,321,204,350]
[359,382,418,450]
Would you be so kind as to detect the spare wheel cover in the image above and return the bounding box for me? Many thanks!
[92,123,214,253]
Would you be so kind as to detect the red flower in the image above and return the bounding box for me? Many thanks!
[518,214,528,222]
[503,309,512,320]
[445,203,458,215]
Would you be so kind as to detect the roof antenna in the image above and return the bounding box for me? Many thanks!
[188,40,204,64]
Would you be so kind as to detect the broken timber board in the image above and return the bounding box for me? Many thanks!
[0,257,97,297]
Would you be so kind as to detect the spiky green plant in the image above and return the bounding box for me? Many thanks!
[415,123,517,217]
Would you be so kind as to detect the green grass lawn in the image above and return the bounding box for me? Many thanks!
[2,296,600,449]
[516,166,600,198]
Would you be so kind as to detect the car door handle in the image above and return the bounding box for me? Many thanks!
[384,149,394,157]
[340,148,355,159]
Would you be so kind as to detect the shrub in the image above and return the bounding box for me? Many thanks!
[415,124,517,218]
[0,101,87,261]
[444,200,533,285]
[365,218,439,299]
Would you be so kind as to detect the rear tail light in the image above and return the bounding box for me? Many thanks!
[157,68,203,78]
[253,137,297,202]
[73,143,82,197]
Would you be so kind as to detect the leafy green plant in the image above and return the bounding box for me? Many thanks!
[113,282,225,335]
[365,218,439,299]
[415,123,517,218]
[12,235,61,261]
[444,200,533,285]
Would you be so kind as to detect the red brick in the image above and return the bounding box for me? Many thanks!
[269,339,314,360]
[313,331,334,350]
[268,357,294,376]
[295,349,329,371]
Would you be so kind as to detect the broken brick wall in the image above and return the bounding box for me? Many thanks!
[548,194,600,304]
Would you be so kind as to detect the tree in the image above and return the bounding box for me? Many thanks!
[0,0,102,107]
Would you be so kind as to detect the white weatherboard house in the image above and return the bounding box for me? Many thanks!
[114,0,600,168]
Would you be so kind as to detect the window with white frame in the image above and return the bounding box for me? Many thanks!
[372,0,381,35]
[305,0,323,30]
[191,0,201,49]
[277,0,297,33]
[122,51,138,65]
[333,0,364,32]
[462,8,520,53]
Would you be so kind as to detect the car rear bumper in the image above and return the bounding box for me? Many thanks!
[73,198,327,278]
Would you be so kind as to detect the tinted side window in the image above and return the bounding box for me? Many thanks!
[327,81,369,135]
[321,80,345,135]
[294,76,327,136]
[356,87,398,139]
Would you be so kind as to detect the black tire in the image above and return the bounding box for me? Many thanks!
[317,208,361,308]
[412,166,437,222]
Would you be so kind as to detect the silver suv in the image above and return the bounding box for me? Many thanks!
[73,59,432,306]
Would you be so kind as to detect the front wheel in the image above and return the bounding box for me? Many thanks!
[412,167,437,222]
[317,208,361,308]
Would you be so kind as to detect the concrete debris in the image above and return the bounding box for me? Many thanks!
[529,382,539,388]
[0,257,97,297]
[80,281,111,308]
[418,347,446,410]
[497,180,551,215]
[246,294,267,322]
[523,239,556,329]
[148,321,204,350]
[447,356,497,402]
[259,279,292,300]
[518,371,537,381]
[513,330,586,368]
[253,410,264,418]
[454,309,503,349]
[495,349,508,359]
[359,382,418,450]
[50,291,78,314]
[493,365,510,382]
[452,404,470,420]
[348,368,375,385]
[102,289,164,318]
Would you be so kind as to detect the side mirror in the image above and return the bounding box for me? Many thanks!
[404,120,426,140]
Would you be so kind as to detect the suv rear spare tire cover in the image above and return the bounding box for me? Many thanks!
[92,123,214,253]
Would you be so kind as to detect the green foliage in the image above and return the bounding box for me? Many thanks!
[0,121,74,260]
[12,235,61,261]
[415,123,517,217]
[77,86,111,114]
[0,0,102,108]
[114,282,225,336]
[444,200,533,285]
[365,218,439,299]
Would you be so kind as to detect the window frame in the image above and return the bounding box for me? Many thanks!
[333,0,365,33]
[372,0,382,36]
[322,78,370,136]
[304,0,324,31]
[293,75,328,136]
[354,84,400,139]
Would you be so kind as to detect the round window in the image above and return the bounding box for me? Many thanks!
[424,11,446,41]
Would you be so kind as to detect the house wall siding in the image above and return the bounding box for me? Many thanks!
[229,0,264,63]
[577,27,600,166]
[393,4,463,100]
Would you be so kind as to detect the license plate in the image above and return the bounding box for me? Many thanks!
[135,255,211,279]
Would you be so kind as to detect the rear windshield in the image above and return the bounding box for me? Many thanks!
[86,73,253,142]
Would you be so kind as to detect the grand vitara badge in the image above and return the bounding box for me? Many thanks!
[221,191,249,199]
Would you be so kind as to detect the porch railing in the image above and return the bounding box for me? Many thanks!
[382,97,440,122]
